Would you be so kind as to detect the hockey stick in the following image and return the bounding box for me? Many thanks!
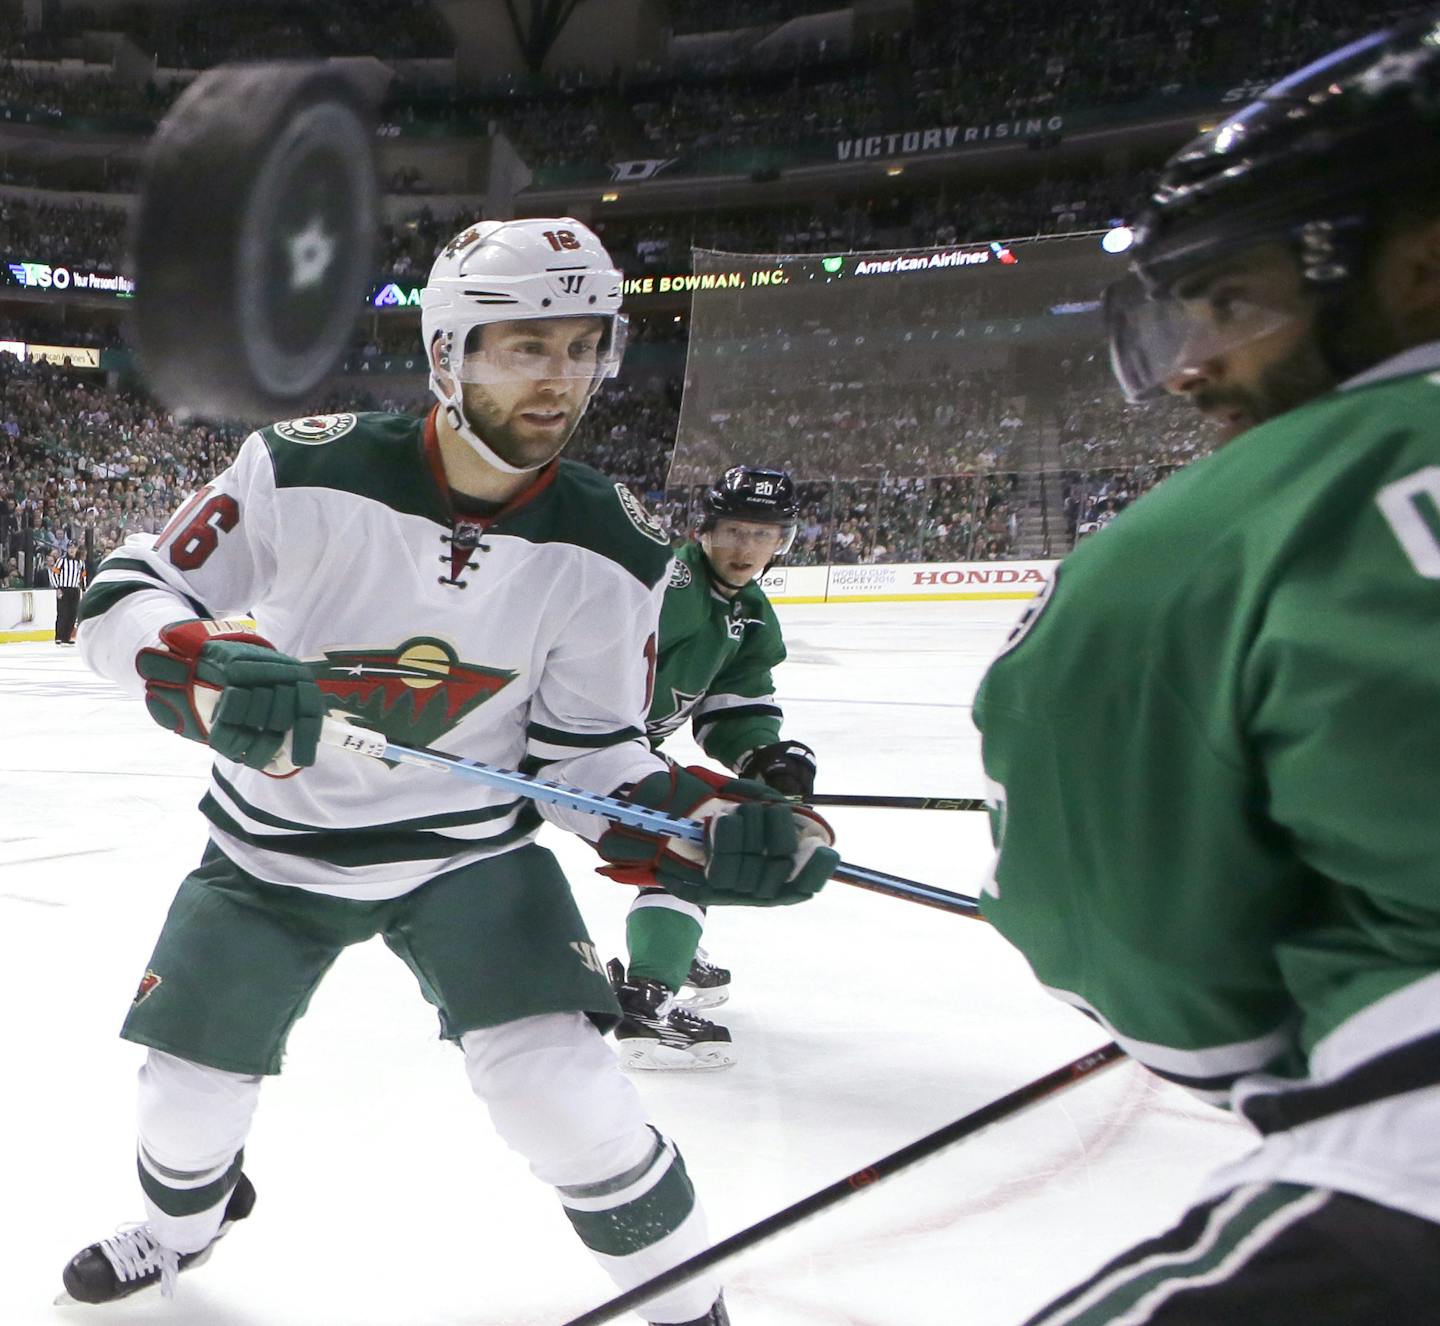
[319,719,982,919]
[810,793,988,812]
[558,1041,1126,1326]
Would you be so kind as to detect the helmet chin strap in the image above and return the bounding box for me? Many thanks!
[431,371,548,476]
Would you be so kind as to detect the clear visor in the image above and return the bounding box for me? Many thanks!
[703,517,797,560]
[456,315,628,387]
[1104,268,1303,404]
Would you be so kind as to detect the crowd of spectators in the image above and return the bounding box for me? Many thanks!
[2,163,1133,289]
[1,345,1041,578]
[1,357,244,577]
[0,61,169,122]
[0,193,126,271]
[1054,356,1212,469]
[591,170,1137,268]
[2,1,1419,168]
[2,1,451,69]
[1063,464,1181,542]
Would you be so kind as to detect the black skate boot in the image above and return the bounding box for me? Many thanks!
[609,959,735,1071]
[60,1172,256,1304]
[676,947,731,1011]
[653,1291,731,1325]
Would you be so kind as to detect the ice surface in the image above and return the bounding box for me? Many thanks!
[0,602,1252,1325]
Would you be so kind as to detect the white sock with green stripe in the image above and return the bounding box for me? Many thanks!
[136,1050,261,1254]
[462,1013,721,1322]
[557,1129,719,1323]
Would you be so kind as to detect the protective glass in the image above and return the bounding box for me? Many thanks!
[457,315,628,386]
[1105,264,1305,404]
[704,517,797,559]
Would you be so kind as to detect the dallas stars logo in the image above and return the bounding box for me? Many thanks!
[645,687,702,741]
[308,638,516,751]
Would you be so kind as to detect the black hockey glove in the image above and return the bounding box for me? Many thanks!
[596,763,836,906]
[737,740,817,799]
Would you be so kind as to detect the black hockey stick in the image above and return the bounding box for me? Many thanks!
[810,793,989,812]
[557,1041,1126,1326]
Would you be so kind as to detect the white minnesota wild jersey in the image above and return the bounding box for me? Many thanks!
[78,410,675,899]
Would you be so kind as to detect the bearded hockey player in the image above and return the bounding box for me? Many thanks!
[976,16,1440,1323]
[66,218,838,1324]
[609,467,818,1070]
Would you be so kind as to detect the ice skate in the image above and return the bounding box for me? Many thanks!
[609,960,736,1071]
[676,947,731,1010]
[58,1172,256,1305]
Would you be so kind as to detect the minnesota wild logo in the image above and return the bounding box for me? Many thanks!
[308,637,516,749]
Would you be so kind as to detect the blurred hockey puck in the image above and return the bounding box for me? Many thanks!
[131,62,381,421]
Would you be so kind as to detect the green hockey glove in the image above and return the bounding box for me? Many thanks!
[136,618,324,774]
[596,763,837,906]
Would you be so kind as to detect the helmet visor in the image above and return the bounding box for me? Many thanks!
[457,314,627,386]
[703,517,797,559]
[1104,256,1305,404]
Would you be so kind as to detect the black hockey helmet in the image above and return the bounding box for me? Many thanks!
[701,466,799,523]
[1107,11,1440,401]
[698,466,799,555]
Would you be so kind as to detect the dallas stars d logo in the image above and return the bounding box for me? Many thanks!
[308,637,516,752]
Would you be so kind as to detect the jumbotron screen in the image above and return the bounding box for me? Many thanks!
[668,234,1136,486]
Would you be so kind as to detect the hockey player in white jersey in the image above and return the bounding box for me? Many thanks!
[65,218,838,1324]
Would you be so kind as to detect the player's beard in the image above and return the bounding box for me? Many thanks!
[1192,280,1402,440]
[1191,345,1332,440]
[460,382,586,470]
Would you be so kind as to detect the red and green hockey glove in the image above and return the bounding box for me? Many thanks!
[136,618,324,774]
[596,763,837,906]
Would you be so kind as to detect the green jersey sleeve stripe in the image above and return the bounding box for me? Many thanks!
[99,556,171,581]
[693,702,783,733]
[77,578,210,626]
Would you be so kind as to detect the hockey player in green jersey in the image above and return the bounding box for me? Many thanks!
[975,16,1440,1324]
[608,466,818,1070]
[64,218,838,1324]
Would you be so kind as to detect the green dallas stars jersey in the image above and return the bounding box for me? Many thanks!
[78,409,674,900]
[974,347,1440,1225]
[646,540,787,770]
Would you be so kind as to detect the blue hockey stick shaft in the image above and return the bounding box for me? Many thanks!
[320,719,982,919]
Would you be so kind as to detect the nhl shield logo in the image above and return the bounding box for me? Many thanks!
[133,970,163,1006]
[667,557,692,589]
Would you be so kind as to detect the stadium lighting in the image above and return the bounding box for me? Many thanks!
[1101,226,1135,254]
[885,165,904,176]
[601,191,619,202]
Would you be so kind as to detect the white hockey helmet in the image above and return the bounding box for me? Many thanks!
[421,217,626,472]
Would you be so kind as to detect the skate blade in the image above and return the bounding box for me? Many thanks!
[675,985,729,1011]
[618,1043,737,1072]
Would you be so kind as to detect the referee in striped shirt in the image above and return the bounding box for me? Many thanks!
[49,543,87,645]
